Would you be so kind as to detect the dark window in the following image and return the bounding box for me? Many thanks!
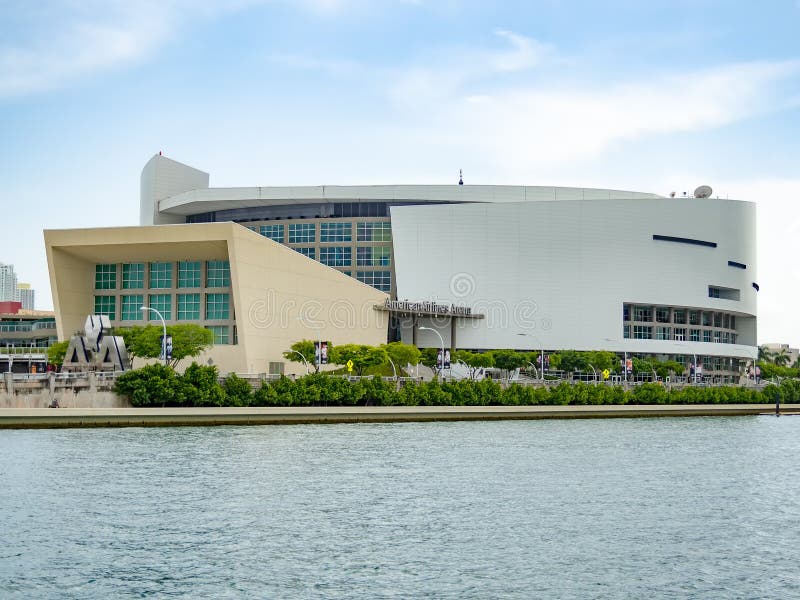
[728,260,746,269]
[653,235,717,248]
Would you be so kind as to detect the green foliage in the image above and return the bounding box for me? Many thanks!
[585,351,618,372]
[180,363,226,407]
[632,357,654,375]
[223,373,253,407]
[46,340,70,367]
[491,350,527,373]
[114,363,181,407]
[116,324,213,368]
[282,340,319,372]
[758,361,800,380]
[381,342,421,370]
[419,347,439,369]
[551,350,589,373]
[454,350,495,379]
[329,344,388,376]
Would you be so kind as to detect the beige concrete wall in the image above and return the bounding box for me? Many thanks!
[45,223,389,376]
[0,391,129,409]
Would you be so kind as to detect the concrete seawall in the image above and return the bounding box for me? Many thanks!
[0,404,796,429]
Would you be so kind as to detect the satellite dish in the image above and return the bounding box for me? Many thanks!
[694,185,713,199]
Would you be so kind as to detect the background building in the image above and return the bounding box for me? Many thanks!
[16,283,34,310]
[0,301,56,373]
[0,263,18,302]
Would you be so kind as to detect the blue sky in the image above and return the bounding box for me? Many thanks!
[1,0,799,344]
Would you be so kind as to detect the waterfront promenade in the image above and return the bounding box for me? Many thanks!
[1,404,797,428]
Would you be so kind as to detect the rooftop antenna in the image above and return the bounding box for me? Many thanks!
[458,169,463,186]
[694,185,713,199]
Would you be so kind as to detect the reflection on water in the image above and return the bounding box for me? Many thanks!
[2,417,800,598]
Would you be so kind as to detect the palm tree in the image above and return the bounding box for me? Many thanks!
[773,349,790,367]
[758,346,774,363]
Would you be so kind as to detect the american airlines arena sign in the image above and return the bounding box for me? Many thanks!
[381,299,481,318]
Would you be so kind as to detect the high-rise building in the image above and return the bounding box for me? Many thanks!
[0,263,18,302]
[16,283,35,310]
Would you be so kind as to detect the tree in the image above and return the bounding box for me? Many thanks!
[329,344,388,376]
[454,350,495,379]
[116,324,213,368]
[46,340,70,368]
[551,350,589,374]
[758,346,774,363]
[283,339,319,373]
[419,347,439,369]
[586,351,618,373]
[491,349,527,375]
[773,349,790,367]
[381,342,421,373]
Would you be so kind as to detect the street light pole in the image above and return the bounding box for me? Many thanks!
[517,333,545,382]
[419,326,446,378]
[140,306,168,366]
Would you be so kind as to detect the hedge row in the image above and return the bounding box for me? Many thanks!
[114,363,800,408]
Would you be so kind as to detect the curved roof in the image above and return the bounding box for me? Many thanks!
[158,184,663,216]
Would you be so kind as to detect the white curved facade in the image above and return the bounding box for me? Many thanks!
[391,198,757,361]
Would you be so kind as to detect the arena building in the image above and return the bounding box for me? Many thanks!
[46,154,757,378]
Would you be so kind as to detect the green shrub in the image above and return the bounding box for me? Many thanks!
[223,373,253,407]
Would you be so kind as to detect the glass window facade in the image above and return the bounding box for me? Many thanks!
[319,247,352,267]
[148,294,172,321]
[206,293,230,320]
[120,295,144,321]
[288,223,315,243]
[633,325,652,339]
[177,293,201,320]
[149,262,172,289]
[94,296,116,320]
[357,222,392,242]
[357,246,391,266]
[95,264,117,290]
[206,260,231,288]
[122,263,144,289]
[206,325,230,345]
[356,271,391,292]
[633,306,652,322]
[178,261,201,288]
[259,224,285,242]
[320,222,352,243]
[294,247,316,259]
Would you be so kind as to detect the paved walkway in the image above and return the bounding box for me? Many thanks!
[0,404,797,428]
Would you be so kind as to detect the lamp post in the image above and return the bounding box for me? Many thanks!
[517,333,545,382]
[140,306,168,366]
[296,316,322,372]
[419,326,446,378]
[290,350,310,375]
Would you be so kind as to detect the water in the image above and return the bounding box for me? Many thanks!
[2,417,800,599]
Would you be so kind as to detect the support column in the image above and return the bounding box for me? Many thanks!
[450,318,456,353]
[412,315,418,347]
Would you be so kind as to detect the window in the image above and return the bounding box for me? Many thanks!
[288,223,315,243]
[319,247,352,267]
[674,328,686,341]
[709,286,720,299]
[94,296,115,320]
[623,324,631,339]
[95,264,117,290]
[713,331,721,343]
[652,234,717,248]
[673,309,686,324]
[149,294,172,321]
[731,334,738,344]
[320,222,352,243]
[730,315,736,330]
[177,293,201,320]
[357,246,391,266]
[633,325,652,339]
[633,306,652,322]
[722,332,730,344]
[356,270,391,292]
[656,307,670,323]
[206,293,230,320]
[178,261,201,288]
[206,260,230,288]
[357,222,392,242]
[723,314,730,329]
[294,247,316,260]
[623,305,631,321]
[689,310,700,326]
[703,330,712,343]
[122,263,144,289]
[121,295,144,321]
[259,224,285,242]
[655,327,671,340]
[709,286,741,300]
[149,262,172,289]
[714,313,722,328]
[206,325,229,345]
[690,329,701,342]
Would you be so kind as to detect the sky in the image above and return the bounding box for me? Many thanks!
[1,0,798,345]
